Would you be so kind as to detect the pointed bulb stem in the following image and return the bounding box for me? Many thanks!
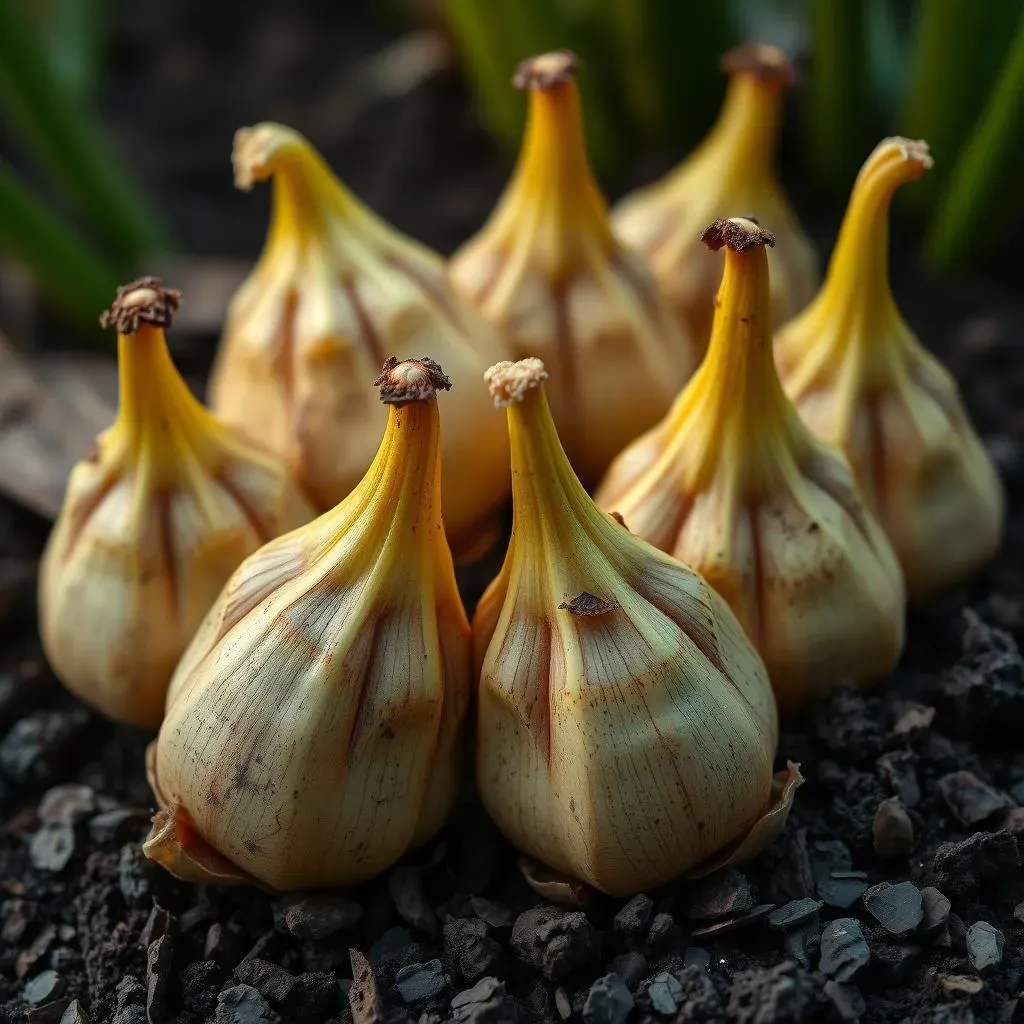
[233,123,383,261]
[492,53,615,276]
[102,279,228,486]
[332,357,450,564]
[822,139,932,322]
[696,46,795,185]
[676,219,807,496]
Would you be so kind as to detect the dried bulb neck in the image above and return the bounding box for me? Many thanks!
[695,74,785,185]
[108,324,229,486]
[505,386,617,590]
[488,75,615,276]
[678,232,808,496]
[806,140,932,372]
[237,124,391,272]
[325,397,443,564]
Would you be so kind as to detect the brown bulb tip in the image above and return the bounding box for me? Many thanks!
[513,51,579,91]
[701,217,776,253]
[375,356,451,406]
[559,592,619,617]
[100,276,182,333]
[485,358,548,408]
[720,42,797,87]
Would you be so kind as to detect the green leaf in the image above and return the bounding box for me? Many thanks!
[0,159,119,325]
[0,0,168,268]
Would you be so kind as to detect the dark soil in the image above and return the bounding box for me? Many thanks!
[3,2,1024,1023]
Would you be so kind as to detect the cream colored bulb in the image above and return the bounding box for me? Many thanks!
[775,139,1004,600]
[613,43,818,349]
[144,357,470,890]
[450,52,696,487]
[474,357,799,896]
[38,279,313,728]
[598,220,905,713]
[210,122,510,560]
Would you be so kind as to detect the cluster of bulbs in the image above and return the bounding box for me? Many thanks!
[38,46,1003,895]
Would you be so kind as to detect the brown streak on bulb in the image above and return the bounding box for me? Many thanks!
[342,276,388,368]
[513,51,579,91]
[719,43,798,86]
[216,471,272,541]
[375,357,452,405]
[559,592,619,616]
[156,491,181,624]
[701,218,777,253]
[101,276,182,333]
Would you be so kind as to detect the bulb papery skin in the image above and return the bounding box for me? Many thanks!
[774,139,1004,601]
[474,358,782,895]
[598,221,905,713]
[450,53,696,487]
[145,359,470,890]
[38,280,313,728]
[613,44,818,349]
[211,122,510,560]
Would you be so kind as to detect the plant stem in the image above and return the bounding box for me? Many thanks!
[0,0,168,268]
[0,160,119,325]
[924,7,1024,269]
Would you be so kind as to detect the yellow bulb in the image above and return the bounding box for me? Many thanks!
[775,139,1004,600]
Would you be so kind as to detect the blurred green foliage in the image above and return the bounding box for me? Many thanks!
[444,0,1024,271]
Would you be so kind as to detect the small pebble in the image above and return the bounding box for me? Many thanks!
[582,974,632,1024]
[118,844,150,906]
[646,972,682,1015]
[38,784,95,824]
[966,921,1004,973]
[877,751,922,807]
[443,917,501,982]
[348,950,383,1024]
[216,984,280,1024]
[862,881,923,937]
[272,892,362,941]
[920,887,952,936]
[29,822,75,872]
[873,797,914,857]
[24,970,66,1006]
[554,988,572,1020]
[824,980,866,1022]
[612,894,653,936]
[511,907,598,982]
[783,922,820,969]
[937,771,1013,826]
[819,919,870,982]
[450,978,520,1024]
[146,934,172,1023]
[58,1000,90,1024]
[234,959,297,1005]
[812,841,867,908]
[930,831,1021,896]
[1014,901,1024,925]
[140,904,173,948]
[645,912,680,947]
[767,898,823,931]
[396,960,449,1005]
[609,951,647,989]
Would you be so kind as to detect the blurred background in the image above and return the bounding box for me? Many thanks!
[1,0,1023,514]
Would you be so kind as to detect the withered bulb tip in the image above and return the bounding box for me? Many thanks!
[100,276,182,333]
[484,358,548,408]
[701,218,776,253]
[375,356,451,406]
[719,42,797,87]
[513,51,579,91]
